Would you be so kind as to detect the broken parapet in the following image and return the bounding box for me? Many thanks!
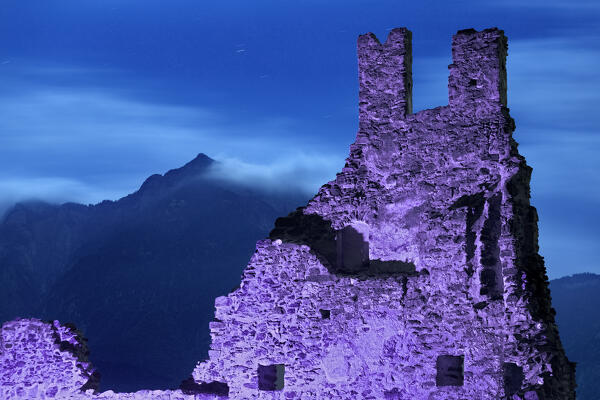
[0,27,576,399]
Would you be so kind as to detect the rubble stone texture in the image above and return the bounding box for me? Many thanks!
[0,27,576,399]
[0,320,222,399]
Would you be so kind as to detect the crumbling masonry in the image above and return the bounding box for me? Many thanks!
[0,27,576,399]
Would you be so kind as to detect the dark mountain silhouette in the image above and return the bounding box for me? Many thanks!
[550,273,600,400]
[0,153,308,392]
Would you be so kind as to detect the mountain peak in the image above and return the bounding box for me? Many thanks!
[136,153,215,197]
[183,153,213,169]
[165,153,214,178]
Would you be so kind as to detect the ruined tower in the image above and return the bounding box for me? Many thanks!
[0,27,576,399]
[190,27,577,399]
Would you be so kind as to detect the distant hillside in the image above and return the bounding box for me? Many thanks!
[0,154,308,392]
[550,273,600,400]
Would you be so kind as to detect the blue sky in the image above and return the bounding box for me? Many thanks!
[0,1,598,278]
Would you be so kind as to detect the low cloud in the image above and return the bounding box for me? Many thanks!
[520,131,600,201]
[0,62,347,212]
[509,37,600,129]
[0,176,123,218]
[506,37,600,203]
[207,153,343,195]
[1,40,598,278]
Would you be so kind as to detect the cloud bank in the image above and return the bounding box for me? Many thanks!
[207,153,342,195]
[0,8,598,278]
[0,63,347,215]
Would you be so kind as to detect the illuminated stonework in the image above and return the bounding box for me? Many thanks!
[0,27,576,399]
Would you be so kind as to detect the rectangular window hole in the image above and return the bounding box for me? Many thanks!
[319,309,331,319]
[336,225,369,273]
[436,355,464,386]
[258,364,284,391]
[503,362,524,395]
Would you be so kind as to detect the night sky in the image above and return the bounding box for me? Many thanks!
[0,1,598,278]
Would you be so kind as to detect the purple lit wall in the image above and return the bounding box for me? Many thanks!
[192,28,575,399]
[0,27,576,399]
[0,319,220,398]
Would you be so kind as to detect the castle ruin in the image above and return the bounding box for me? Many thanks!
[0,27,576,399]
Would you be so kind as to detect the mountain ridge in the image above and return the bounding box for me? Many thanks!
[549,272,600,400]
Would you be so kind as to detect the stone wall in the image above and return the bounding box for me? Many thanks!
[0,319,224,399]
[0,27,576,399]
[191,27,576,399]
[0,319,97,399]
